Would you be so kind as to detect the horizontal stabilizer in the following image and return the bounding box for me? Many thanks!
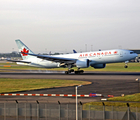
[7,59,31,64]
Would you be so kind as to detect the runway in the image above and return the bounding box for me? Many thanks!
[0,71,140,103]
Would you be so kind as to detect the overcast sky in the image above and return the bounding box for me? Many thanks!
[0,0,140,53]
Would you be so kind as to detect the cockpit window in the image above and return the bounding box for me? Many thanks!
[130,52,134,54]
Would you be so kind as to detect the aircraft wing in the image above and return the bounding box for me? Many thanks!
[23,53,77,64]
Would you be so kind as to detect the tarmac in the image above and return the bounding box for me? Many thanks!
[0,70,140,103]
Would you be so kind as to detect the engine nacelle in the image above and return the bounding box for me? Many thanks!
[91,64,106,69]
[76,59,89,68]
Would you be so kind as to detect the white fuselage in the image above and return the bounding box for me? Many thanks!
[17,49,138,68]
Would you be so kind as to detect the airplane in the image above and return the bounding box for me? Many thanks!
[8,39,138,74]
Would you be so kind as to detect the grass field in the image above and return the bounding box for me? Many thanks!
[83,102,140,111]
[108,93,140,102]
[1,62,140,72]
[0,78,91,93]
[83,93,140,108]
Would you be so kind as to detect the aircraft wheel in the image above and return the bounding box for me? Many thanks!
[75,71,79,74]
[65,70,72,74]
[70,69,74,72]
[124,65,128,68]
[65,71,69,74]
[80,70,84,73]
[75,70,84,74]
[68,70,71,74]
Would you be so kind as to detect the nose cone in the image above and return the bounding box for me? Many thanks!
[135,53,138,58]
[129,50,138,59]
[132,53,138,59]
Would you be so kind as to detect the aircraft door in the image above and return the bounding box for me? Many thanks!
[97,53,101,59]
[97,52,103,62]
[120,51,123,57]
[98,55,101,59]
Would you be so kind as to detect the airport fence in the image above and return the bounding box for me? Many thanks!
[0,102,140,120]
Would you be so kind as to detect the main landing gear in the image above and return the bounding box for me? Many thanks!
[65,69,74,74]
[75,70,84,74]
[65,69,84,74]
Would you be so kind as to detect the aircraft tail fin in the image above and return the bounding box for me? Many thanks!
[73,49,77,53]
[15,39,35,60]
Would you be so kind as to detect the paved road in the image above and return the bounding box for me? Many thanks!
[0,71,140,103]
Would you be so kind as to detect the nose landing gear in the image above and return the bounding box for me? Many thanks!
[124,61,129,68]
[124,65,128,68]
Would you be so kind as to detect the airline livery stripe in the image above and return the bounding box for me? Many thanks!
[0,93,102,97]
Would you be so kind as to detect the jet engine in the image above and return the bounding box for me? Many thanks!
[76,59,89,68]
[91,64,106,69]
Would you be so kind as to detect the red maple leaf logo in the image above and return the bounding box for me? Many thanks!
[114,51,118,54]
[21,48,29,56]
